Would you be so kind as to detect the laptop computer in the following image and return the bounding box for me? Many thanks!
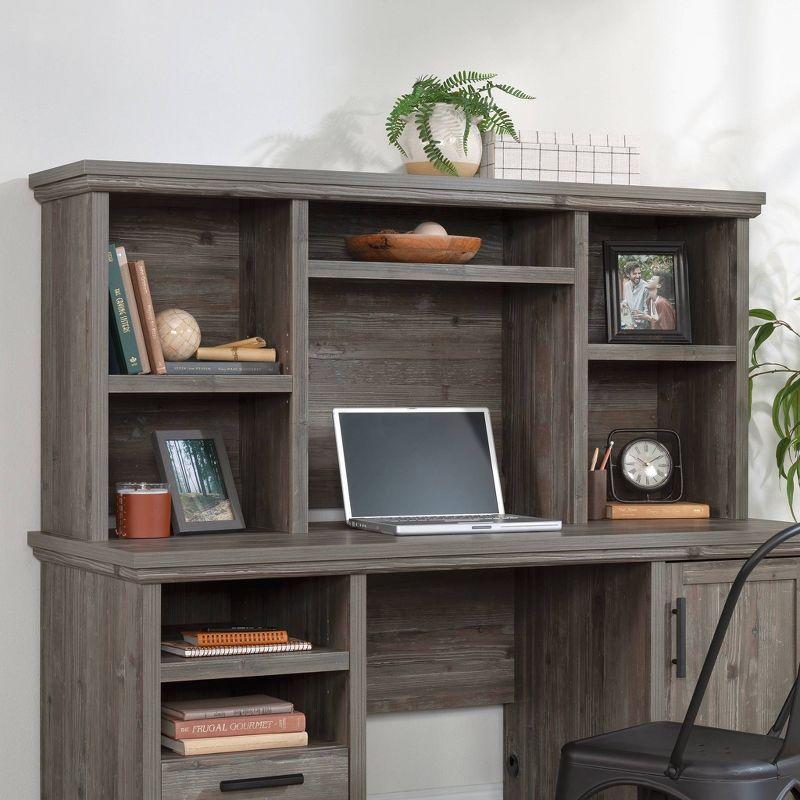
[333,407,562,535]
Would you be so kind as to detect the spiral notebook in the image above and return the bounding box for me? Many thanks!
[161,637,312,658]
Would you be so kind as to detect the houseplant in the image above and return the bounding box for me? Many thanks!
[750,304,800,516]
[386,71,533,178]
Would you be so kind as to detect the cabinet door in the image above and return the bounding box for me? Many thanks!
[662,559,800,733]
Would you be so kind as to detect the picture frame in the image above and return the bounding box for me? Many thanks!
[152,429,245,534]
[603,241,692,344]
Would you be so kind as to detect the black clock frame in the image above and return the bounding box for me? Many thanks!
[607,428,684,503]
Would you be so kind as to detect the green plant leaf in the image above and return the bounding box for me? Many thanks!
[751,322,776,366]
[787,459,799,520]
[750,308,777,321]
[777,437,792,478]
[491,83,535,100]
[441,71,497,90]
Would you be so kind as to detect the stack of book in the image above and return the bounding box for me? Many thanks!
[160,626,313,658]
[161,694,308,756]
[107,243,280,376]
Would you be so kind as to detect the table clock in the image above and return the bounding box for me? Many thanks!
[607,428,683,503]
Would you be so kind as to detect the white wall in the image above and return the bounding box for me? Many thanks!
[1,1,797,797]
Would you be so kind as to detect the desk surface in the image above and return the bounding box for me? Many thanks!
[28,518,793,583]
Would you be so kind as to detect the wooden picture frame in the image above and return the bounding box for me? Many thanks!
[152,429,245,534]
[603,241,692,343]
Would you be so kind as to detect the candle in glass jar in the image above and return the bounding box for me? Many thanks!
[115,482,171,538]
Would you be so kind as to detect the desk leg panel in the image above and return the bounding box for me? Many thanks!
[40,563,160,800]
[349,574,367,800]
[503,564,652,799]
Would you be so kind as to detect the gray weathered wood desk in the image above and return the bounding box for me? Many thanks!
[28,162,788,799]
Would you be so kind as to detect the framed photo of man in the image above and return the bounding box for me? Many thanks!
[603,241,692,344]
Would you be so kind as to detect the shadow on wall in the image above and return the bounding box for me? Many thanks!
[246,99,401,173]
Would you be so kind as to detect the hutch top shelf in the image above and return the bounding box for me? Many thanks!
[29,160,765,216]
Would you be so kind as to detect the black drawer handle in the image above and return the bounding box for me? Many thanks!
[672,596,687,678]
[220,773,304,792]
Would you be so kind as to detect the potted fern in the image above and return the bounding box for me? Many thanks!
[386,71,533,178]
[750,304,800,516]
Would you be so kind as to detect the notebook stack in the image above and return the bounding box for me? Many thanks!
[161,627,313,658]
[161,694,308,756]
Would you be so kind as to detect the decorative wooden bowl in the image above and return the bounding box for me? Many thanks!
[345,232,482,264]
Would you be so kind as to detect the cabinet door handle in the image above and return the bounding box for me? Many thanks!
[220,773,304,792]
[672,596,687,678]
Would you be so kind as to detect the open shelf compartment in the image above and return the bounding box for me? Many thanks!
[308,201,576,284]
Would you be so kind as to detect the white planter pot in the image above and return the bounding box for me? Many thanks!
[398,103,482,177]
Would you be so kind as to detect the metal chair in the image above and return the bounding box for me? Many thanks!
[555,523,800,800]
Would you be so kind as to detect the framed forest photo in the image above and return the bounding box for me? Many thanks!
[603,241,692,344]
[152,430,244,534]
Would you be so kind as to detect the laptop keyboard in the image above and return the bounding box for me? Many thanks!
[380,514,518,523]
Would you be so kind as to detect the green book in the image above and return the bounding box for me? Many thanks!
[107,244,142,375]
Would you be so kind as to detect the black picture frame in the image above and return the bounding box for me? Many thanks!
[152,429,245,534]
[603,241,692,343]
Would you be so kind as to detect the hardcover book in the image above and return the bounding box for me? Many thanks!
[115,246,150,374]
[161,638,312,658]
[164,361,281,375]
[161,694,294,721]
[107,245,142,375]
[161,731,308,756]
[162,711,305,740]
[129,259,167,374]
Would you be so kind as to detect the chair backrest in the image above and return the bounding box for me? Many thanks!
[667,522,800,779]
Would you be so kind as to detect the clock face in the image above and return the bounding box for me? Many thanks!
[620,438,673,490]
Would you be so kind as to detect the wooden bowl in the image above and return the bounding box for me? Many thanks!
[345,232,482,264]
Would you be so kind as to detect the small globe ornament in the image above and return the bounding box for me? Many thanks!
[156,308,201,361]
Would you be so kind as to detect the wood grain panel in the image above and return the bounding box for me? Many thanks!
[109,195,241,344]
[308,260,575,284]
[41,192,108,540]
[348,574,368,800]
[588,362,659,452]
[657,362,737,517]
[241,199,309,532]
[41,563,160,799]
[30,162,766,219]
[367,571,514,713]
[664,560,800,734]
[504,563,651,800]
[308,281,503,509]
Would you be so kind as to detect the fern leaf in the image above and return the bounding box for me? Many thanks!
[492,83,535,100]
[441,70,497,90]
[422,140,458,176]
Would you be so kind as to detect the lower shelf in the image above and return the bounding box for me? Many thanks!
[160,647,350,683]
[161,741,348,800]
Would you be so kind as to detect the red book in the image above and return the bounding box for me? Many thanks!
[162,711,306,740]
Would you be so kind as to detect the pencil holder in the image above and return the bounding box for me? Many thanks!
[587,470,608,521]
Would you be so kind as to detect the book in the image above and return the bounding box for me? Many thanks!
[161,731,308,756]
[161,638,312,658]
[107,245,143,375]
[164,361,281,375]
[196,346,277,362]
[182,628,289,646]
[161,694,294,721]
[109,329,122,375]
[129,259,167,375]
[115,247,150,374]
[605,502,710,520]
[162,710,305,740]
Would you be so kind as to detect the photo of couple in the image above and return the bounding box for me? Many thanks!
[603,241,691,344]
[618,255,677,331]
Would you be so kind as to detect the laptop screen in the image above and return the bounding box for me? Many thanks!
[335,409,502,518]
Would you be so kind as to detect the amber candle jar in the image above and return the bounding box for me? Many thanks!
[115,482,171,538]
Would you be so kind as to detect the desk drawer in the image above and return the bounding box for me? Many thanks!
[161,744,348,800]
